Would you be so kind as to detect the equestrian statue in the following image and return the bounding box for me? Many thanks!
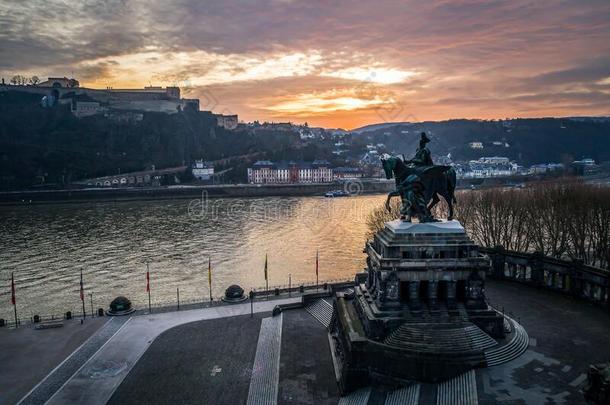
[381,132,457,222]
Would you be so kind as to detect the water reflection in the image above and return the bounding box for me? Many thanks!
[0,195,385,319]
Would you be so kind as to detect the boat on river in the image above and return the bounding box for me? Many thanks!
[325,190,350,198]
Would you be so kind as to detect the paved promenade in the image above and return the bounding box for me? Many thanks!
[44,298,299,405]
[2,279,609,404]
[0,317,108,405]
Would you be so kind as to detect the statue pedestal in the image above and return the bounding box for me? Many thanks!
[331,218,505,394]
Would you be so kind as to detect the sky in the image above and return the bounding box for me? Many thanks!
[1,0,610,129]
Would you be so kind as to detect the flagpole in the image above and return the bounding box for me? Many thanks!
[80,269,86,320]
[11,272,17,328]
[90,292,94,317]
[264,253,269,300]
[208,257,213,302]
[316,250,319,292]
[146,263,151,313]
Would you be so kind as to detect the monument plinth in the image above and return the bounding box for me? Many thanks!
[330,219,505,393]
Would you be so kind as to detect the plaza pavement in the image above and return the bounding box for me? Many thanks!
[4,279,610,404]
[0,316,108,405]
[42,297,300,405]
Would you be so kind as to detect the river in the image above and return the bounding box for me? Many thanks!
[0,194,385,320]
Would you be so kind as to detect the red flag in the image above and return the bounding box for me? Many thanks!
[146,269,150,292]
[80,270,84,302]
[11,272,16,306]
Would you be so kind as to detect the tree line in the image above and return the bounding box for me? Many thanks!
[367,180,610,269]
[0,90,337,189]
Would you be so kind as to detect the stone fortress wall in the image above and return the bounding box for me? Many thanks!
[0,83,199,114]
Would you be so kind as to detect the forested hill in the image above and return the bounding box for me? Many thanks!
[1,90,609,191]
[0,91,332,190]
[353,119,610,165]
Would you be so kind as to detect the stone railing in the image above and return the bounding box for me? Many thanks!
[481,246,609,310]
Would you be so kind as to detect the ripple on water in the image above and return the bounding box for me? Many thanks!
[0,195,385,317]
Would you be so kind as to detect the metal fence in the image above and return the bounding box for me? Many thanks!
[0,278,354,329]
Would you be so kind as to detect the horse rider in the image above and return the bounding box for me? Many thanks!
[398,131,436,222]
[410,132,434,166]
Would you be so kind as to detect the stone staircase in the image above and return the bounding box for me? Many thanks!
[384,322,497,353]
[484,317,529,367]
[304,298,334,329]
[246,315,283,405]
[385,384,420,405]
[436,370,478,405]
[338,387,371,405]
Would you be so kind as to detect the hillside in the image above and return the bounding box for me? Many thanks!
[354,119,610,165]
[0,91,333,190]
[1,90,609,190]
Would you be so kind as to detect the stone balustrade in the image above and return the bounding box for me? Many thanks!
[482,246,609,310]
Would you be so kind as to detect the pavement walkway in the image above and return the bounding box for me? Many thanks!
[45,297,300,405]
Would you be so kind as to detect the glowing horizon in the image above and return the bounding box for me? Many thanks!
[1,1,609,129]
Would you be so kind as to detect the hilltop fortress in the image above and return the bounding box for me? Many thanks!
[0,76,236,128]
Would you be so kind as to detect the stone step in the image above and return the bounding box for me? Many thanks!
[384,322,496,353]
[305,299,334,329]
[385,384,420,405]
[436,370,478,405]
[246,315,283,405]
[484,317,529,366]
[338,387,371,405]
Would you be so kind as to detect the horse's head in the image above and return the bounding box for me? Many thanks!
[380,154,396,179]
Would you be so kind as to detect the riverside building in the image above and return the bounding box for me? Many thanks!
[247,160,333,184]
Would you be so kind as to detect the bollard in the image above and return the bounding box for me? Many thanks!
[65,311,72,320]
[249,290,254,318]
[98,308,104,316]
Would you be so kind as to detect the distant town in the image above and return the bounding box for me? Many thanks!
[0,76,608,193]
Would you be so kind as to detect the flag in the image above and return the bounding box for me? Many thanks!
[208,257,212,288]
[264,253,268,281]
[80,269,84,302]
[146,265,150,292]
[10,272,16,306]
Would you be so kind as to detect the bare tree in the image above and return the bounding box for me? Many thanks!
[366,181,610,269]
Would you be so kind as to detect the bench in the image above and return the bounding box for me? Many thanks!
[35,320,64,330]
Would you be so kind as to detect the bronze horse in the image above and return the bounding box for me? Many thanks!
[381,155,457,220]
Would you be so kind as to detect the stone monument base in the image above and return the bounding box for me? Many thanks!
[330,219,507,394]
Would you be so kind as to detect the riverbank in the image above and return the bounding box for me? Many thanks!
[0,180,394,206]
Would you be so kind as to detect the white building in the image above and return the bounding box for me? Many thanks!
[463,157,518,178]
[529,163,564,174]
[478,156,510,164]
[215,114,238,129]
[247,160,333,184]
[192,160,214,180]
